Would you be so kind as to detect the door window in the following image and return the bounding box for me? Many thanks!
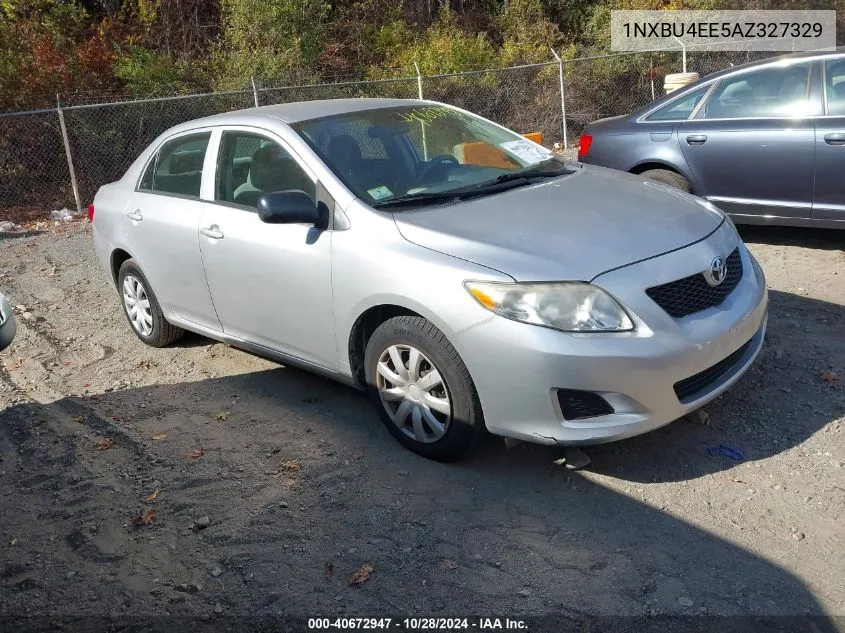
[646,85,708,121]
[701,62,813,119]
[138,132,210,197]
[215,132,315,208]
[825,59,845,116]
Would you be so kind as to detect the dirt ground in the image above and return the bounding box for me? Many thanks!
[0,220,843,631]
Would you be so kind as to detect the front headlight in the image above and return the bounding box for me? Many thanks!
[464,281,634,332]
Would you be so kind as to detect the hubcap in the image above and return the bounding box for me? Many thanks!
[122,275,153,337]
[376,344,451,443]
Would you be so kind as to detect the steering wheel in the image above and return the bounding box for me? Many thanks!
[417,154,459,182]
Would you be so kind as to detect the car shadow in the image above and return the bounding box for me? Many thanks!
[0,292,841,626]
[738,224,845,251]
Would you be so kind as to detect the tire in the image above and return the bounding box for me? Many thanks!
[640,168,692,193]
[364,316,484,462]
[117,259,184,348]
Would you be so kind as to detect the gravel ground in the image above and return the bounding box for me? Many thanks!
[0,220,843,630]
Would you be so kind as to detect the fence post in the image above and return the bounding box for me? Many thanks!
[413,61,428,159]
[251,76,260,108]
[413,61,424,100]
[56,95,82,215]
[550,49,568,150]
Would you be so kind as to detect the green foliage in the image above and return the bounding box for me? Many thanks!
[113,46,206,96]
[213,0,330,89]
[498,0,563,65]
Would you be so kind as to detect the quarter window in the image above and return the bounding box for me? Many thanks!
[646,86,708,121]
[215,132,315,208]
[138,132,210,197]
[701,63,813,119]
[825,59,845,116]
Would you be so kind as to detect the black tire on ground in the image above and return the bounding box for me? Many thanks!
[117,258,184,348]
[364,316,484,462]
[640,168,692,193]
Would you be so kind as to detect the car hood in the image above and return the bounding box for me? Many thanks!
[392,165,724,282]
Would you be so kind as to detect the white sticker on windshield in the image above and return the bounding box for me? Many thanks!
[499,140,552,165]
[367,185,393,200]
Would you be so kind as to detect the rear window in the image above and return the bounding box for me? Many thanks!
[646,86,708,121]
[138,132,210,198]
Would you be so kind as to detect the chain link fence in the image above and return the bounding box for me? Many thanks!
[0,48,778,219]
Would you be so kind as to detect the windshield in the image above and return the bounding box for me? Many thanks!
[293,105,562,207]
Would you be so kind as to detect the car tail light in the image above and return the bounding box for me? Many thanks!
[87,203,95,222]
[578,134,593,157]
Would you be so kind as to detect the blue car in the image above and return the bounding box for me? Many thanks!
[578,49,845,229]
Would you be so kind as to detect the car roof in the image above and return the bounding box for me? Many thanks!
[167,98,429,134]
[640,47,845,114]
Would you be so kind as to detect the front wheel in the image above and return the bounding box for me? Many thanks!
[364,316,484,462]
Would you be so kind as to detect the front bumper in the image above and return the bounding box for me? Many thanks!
[0,294,17,352]
[452,226,768,445]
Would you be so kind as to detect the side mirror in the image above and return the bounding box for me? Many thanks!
[257,190,328,229]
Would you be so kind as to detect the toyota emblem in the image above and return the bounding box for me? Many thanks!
[705,256,728,287]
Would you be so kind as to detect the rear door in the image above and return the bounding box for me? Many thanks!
[678,60,818,220]
[198,127,337,368]
[126,130,222,331]
[812,57,845,223]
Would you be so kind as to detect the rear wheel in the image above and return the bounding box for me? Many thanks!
[117,259,184,347]
[640,168,692,193]
[364,316,484,462]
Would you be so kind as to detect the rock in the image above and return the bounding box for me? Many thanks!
[398,470,409,477]
[0,221,19,232]
[562,447,591,470]
[473,553,483,561]
[195,516,210,530]
[21,311,33,321]
[210,567,222,578]
[517,588,531,597]
[792,532,805,541]
[278,501,289,509]
[213,603,223,614]
[678,597,694,607]
[686,409,710,425]
[66,571,77,579]
[175,582,200,594]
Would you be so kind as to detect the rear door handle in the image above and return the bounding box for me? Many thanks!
[200,225,224,240]
[127,210,143,221]
[686,134,708,145]
[824,133,845,145]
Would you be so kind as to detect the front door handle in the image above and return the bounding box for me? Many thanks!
[127,210,143,221]
[824,133,845,145]
[200,225,224,240]
[686,134,708,145]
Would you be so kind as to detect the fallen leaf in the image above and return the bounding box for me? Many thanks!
[97,438,115,451]
[348,562,373,586]
[62,360,71,366]
[352,452,364,460]
[325,562,334,577]
[440,559,459,571]
[145,490,160,502]
[281,459,299,472]
[135,508,157,526]
[216,410,230,421]
[186,447,204,459]
[730,477,745,484]
[73,416,84,424]
[151,433,168,441]
[82,383,91,388]
[821,369,839,385]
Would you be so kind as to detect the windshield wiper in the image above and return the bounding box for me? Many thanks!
[373,191,463,209]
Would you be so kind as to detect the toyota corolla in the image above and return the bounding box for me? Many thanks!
[91,99,768,461]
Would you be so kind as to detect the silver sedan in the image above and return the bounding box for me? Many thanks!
[91,99,768,461]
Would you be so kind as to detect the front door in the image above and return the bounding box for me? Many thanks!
[813,58,845,223]
[198,129,337,368]
[125,131,222,331]
[679,60,818,220]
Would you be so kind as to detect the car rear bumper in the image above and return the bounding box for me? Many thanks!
[451,239,768,446]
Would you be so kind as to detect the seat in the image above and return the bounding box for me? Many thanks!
[326,135,363,182]
[233,144,314,208]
